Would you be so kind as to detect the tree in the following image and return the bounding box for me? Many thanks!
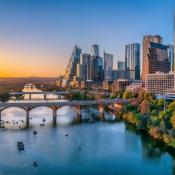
[138,90,145,102]
[149,127,162,140]
[0,92,10,102]
[122,91,133,99]
[110,91,123,99]
[140,100,150,115]
[144,92,156,103]
[168,101,175,111]
[171,114,175,129]
[157,98,164,108]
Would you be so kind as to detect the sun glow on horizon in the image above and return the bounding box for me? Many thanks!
[0,45,66,77]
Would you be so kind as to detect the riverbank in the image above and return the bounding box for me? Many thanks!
[108,93,175,150]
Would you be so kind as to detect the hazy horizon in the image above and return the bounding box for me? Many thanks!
[0,0,174,77]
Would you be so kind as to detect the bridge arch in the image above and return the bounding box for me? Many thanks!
[0,107,27,113]
[28,106,54,112]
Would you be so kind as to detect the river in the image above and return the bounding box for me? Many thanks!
[0,85,174,175]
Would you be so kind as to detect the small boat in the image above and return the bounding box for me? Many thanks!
[33,161,38,167]
[40,124,45,127]
[33,131,37,135]
[65,133,69,137]
[42,118,46,122]
[17,141,24,151]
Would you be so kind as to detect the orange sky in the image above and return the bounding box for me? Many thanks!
[0,45,66,77]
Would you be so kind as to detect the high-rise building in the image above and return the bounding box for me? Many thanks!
[90,44,104,82]
[167,45,174,71]
[118,61,125,70]
[80,53,91,80]
[125,43,140,80]
[62,45,82,86]
[142,35,170,80]
[104,52,113,81]
[91,56,104,82]
[174,17,175,74]
[91,44,100,57]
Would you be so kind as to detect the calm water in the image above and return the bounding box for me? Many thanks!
[0,107,174,175]
[0,86,174,175]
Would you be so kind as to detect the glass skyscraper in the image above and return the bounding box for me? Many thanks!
[125,43,140,80]
[104,52,113,81]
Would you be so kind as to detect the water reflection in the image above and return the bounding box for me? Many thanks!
[1,105,115,129]
[0,86,175,174]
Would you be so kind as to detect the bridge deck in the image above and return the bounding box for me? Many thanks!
[0,99,127,108]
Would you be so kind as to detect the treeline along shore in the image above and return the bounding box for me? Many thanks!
[108,90,175,150]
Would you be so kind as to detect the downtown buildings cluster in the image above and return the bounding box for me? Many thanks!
[58,34,174,95]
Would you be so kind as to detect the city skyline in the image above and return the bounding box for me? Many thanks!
[0,0,174,77]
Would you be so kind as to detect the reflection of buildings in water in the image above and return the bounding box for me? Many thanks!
[1,106,77,129]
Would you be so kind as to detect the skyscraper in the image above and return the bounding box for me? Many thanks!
[104,52,113,81]
[142,35,170,80]
[91,44,100,57]
[118,61,125,70]
[125,43,140,80]
[91,56,104,82]
[62,45,82,86]
[90,44,104,82]
[79,53,91,80]
[167,45,174,71]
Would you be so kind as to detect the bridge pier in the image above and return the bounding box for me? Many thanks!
[0,110,1,128]
[52,106,58,127]
[75,105,82,122]
[29,94,32,100]
[26,109,30,128]
[98,103,105,120]
[44,93,47,100]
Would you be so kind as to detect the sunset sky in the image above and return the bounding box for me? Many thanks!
[0,0,174,77]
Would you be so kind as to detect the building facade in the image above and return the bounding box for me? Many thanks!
[79,53,91,80]
[118,61,125,70]
[112,79,130,91]
[145,72,175,94]
[142,35,170,80]
[91,56,104,82]
[63,45,82,86]
[125,43,140,80]
[167,45,174,71]
[104,52,113,81]
[91,44,100,57]
[112,70,135,81]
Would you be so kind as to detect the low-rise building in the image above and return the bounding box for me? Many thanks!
[145,71,175,94]
[112,79,130,91]
[126,81,144,92]
[103,80,113,91]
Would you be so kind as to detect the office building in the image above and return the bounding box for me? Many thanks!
[91,44,100,57]
[63,45,82,86]
[91,56,104,82]
[145,71,175,94]
[142,35,170,80]
[79,53,91,80]
[118,61,125,70]
[125,43,140,80]
[112,70,135,81]
[104,52,113,81]
[112,79,130,91]
[167,45,174,71]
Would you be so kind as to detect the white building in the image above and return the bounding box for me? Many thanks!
[145,71,175,94]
